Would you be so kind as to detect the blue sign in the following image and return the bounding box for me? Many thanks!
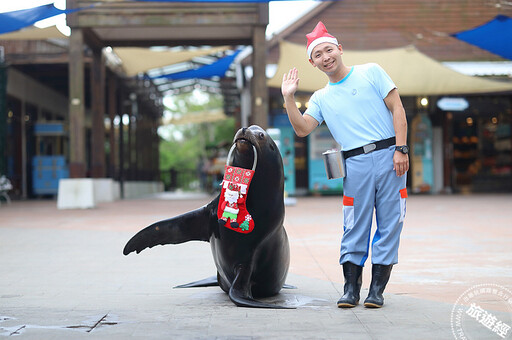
[437,97,469,111]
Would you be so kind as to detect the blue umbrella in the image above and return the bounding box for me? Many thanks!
[452,15,512,60]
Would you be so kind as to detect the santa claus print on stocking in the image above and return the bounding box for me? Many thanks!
[217,165,255,233]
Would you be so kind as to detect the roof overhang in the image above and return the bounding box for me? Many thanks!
[68,1,268,48]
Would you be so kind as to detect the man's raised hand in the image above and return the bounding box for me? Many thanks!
[281,68,300,98]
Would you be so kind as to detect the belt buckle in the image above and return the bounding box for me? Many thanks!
[363,143,376,154]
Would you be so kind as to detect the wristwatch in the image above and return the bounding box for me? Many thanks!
[395,145,409,154]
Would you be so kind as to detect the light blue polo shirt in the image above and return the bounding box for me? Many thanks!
[304,63,397,151]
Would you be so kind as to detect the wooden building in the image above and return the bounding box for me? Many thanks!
[1,0,269,200]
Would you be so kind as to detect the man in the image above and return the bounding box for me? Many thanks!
[281,21,409,308]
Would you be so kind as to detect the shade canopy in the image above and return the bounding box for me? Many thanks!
[0,4,79,34]
[0,26,67,40]
[452,15,512,60]
[267,41,512,95]
[113,46,229,76]
[151,49,241,80]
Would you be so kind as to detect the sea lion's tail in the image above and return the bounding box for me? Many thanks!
[123,198,218,255]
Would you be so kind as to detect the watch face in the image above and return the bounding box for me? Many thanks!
[396,145,409,154]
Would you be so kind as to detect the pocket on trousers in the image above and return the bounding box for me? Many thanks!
[399,188,407,223]
[343,195,354,230]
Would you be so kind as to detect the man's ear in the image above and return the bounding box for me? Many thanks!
[308,59,316,67]
[338,44,343,55]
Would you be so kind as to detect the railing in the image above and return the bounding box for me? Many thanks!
[161,168,199,191]
[161,168,223,194]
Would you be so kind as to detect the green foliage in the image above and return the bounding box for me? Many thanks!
[159,127,201,172]
[158,90,236,189]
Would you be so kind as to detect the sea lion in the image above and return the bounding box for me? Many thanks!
[123,125,291,309]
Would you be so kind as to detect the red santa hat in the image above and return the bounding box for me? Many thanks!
[306,21,339,59]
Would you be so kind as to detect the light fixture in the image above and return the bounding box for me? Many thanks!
[420,97,429,107]
[122,114,130,125]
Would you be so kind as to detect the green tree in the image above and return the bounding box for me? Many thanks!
[159,90,236,190]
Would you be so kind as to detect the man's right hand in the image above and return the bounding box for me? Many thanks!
[281,68,300,98]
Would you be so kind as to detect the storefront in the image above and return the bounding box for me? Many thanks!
[444,95,512,193]
[265,41,512,195]
[268,90,512,195]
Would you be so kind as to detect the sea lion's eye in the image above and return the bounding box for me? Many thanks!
[258,132,265,140]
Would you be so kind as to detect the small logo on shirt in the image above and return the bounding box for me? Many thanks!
[352,89,357,95]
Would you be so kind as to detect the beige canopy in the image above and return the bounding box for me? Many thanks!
[162,109,227,125]
[0,26,229,76]
[0,26,67,40]
[113,46,229,76]
[268,41,512,95]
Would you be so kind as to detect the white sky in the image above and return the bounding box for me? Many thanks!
[0,0,319,37]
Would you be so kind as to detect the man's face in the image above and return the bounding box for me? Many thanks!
[309,42,343,75]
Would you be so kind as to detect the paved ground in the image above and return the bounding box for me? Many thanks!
[1,193,511,339]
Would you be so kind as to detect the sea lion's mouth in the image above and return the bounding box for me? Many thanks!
[228,138,258,171]
[234,138,256,159]
[235,137,253,147]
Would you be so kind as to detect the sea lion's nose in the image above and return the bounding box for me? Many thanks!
[242,127,247,135]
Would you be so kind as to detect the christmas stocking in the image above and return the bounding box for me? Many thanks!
[218,165,255,233]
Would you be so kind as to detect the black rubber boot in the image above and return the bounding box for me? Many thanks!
[337,262,363,308]
[364,264,393,308]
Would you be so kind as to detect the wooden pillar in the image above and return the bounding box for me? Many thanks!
[118,92,125,198]
[108,76,117,178]
[151,118,160,181]
[126,99,133,180]
[90,48,106,178]
[250,25,268,129]
[136,116,150,180]
[68,28,86,178]
[128,95,138,180]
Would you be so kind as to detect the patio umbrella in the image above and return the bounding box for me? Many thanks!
[451,15,512,60]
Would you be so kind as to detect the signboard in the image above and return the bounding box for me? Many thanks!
[437,97,469,111]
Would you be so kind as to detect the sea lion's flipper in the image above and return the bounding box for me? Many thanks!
[174,275,219,288]
[123,198,219,255]
[228,264,295,309]
[282,284,297,289]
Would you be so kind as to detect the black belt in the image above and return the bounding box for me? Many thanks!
[343,137,396,159]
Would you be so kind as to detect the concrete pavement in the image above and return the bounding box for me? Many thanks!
[1,193,511,339]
